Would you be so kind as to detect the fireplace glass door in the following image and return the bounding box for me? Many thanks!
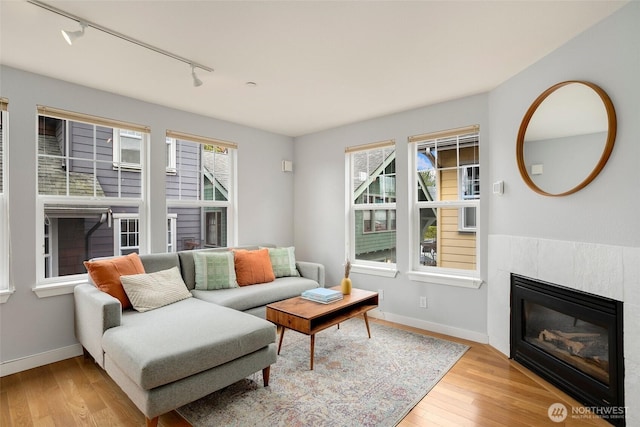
[524,302,609,385]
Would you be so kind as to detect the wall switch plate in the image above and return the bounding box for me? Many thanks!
[378,289,384,300]
[492,180,504,195]
[419,296,427,308]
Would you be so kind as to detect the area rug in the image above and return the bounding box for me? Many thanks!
[177,318,468,427]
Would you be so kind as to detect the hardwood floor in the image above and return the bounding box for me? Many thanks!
[1,319,610,426]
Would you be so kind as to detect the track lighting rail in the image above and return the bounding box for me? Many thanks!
[26,0,213,73]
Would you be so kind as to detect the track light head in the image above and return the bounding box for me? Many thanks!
[61,21,87,45]
[191,65,203,87]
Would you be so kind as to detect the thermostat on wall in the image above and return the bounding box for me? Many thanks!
[492,180,504,195]
[531,164,543,175]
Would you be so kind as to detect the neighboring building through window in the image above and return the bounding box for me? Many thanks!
[36,107,148,285]
[166,130,236,251]
[410,125,480,275]
[346,140,396,269]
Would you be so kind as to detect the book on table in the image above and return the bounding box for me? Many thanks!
[301,288,343,304]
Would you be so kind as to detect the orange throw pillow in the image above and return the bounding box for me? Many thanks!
[84,253,146,309]
[234,248,275,286]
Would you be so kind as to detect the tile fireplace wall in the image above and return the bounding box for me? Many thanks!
[487,235,640,425]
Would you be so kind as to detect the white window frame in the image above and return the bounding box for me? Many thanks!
[113,214,140,255]
[459,164,479,232]
[166,137,176,173]
[34,109,149,298]
[345,140,398,278]
[408,126,482,289]
[0,105,12,302]
[113,129,142,170]
[114,213,177,254]
[166,130,238,250]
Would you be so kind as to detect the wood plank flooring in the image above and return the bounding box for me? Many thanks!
[1,318,610,426]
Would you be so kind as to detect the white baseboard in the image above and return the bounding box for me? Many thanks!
[0,343,83,377]
[368,309,489,344]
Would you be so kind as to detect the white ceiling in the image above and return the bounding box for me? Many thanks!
[0,0,627,137]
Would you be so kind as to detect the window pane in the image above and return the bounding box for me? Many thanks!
[418,207,476,270]
[167,207,228,251]
[119,131,141,164]
[354,209,396,263]
[353,147,395,204]
[38,117,143,198]
[44,205,138,278]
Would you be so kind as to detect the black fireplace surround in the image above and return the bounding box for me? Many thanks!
[510,274,624,425]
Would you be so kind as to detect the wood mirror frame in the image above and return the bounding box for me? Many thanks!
[516,81,617,197]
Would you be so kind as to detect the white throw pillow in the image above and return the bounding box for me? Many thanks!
[120,266,192,312]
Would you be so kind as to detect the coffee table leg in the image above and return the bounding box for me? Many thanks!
[310,334,315,370]
[363,312,372,339]
[277,327,286,355]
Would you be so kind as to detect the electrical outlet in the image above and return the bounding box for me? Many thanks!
[378,289,384,300]
[419,296,427,308]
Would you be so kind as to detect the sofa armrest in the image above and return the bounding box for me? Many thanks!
[296,261,325,287]
[74,283,122,368]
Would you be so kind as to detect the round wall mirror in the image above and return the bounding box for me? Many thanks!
[516,81,616,196]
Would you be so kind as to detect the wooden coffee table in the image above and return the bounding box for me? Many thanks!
[266,287,378,370]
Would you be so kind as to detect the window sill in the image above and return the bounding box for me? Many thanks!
[32,279,87,298]
[407,270,483,289]
[351,264,398,278]
[0,288,14,304]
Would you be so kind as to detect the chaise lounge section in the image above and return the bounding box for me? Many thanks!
[74,246,325,426]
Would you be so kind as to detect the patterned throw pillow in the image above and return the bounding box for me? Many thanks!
[83,252,146,309]
[234,248,276,286]
[193,251,238,290]
[266,246,299,278]
[120,267,192,312]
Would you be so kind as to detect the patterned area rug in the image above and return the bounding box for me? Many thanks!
[177,318,468,427]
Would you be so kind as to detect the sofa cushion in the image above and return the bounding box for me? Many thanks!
[192,276,320,312]
[193,251,238,290]
[84,252,145,309]
[120,267,192,312]
[102,298,275,390]
[234,248,275,286]
[178,246,259,290]
[266,246,300,278]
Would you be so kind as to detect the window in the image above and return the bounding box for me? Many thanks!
[113,214,177,254]
[459,165,479,231]
[346,140,397,275]
[0,98,10,300]
[36,106,149,295]
[409,125,481,287]
[166,137,177,172]
[166,130,236,251]
[113,129,142,169]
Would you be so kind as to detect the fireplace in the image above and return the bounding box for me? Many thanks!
[510,274,624,425]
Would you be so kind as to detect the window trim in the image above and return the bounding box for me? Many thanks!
[345,140,398,277]
[166,131,238,249]
[35,110,149,296]
[0,104,11,302]
[408,126,482,287]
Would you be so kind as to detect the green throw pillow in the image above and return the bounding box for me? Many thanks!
[193,251,238,290]
[266,246,300,278]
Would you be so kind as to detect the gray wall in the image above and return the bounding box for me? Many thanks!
[293,94,490,340]
[0,66,294,364]
[488,2,639,247]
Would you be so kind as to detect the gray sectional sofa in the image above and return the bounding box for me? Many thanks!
[74,246,325,426]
